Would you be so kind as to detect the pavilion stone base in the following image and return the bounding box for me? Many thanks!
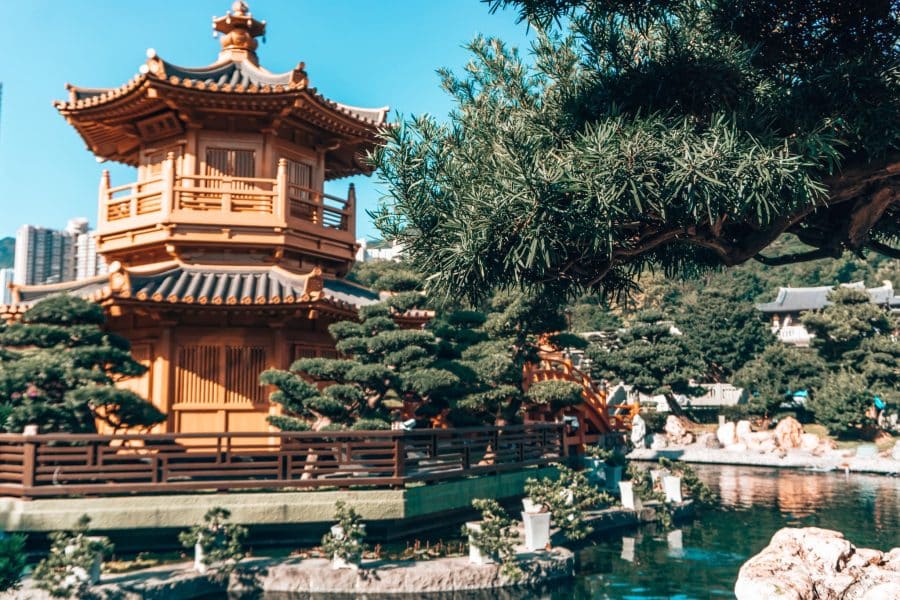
[0,467,556,547]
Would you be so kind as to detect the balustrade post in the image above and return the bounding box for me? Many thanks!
[275,158,287,222]
[393,433,406,481]
[161,151,175,217]
[21,434,37,496]
[98,170,110,228]
[346,183,356,234]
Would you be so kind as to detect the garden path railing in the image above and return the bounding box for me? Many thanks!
[0,424,564,499]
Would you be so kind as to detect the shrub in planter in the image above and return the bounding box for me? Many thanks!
[464,499,521,579]
[33,515,113,598]
[0,533,26,592]
[178,507,247,575]
[525,464,613,541]
[321,501,367,570]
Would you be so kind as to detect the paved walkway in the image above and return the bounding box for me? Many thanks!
[628,446,900,476]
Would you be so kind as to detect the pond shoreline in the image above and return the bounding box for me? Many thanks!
[628,446,900,476]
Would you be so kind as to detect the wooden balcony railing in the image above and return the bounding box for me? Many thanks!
[97,155,355,236]
[0,424,564,499]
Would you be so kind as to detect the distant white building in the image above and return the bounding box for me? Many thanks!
[0,268,13,305]
[756,281,899,346]
[606,381,747,412]
[12,218,105,287]
[355,239,404,263]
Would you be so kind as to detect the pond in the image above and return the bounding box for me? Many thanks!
[228,465,900,599]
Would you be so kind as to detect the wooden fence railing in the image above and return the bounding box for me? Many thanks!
[0,424,564,499]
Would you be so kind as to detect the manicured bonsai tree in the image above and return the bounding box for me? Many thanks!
[178,507,247,574]
[0,296,165,433]
[465,499,521,579]
[321,501,367,569]
[524,464,612,541]
[33,515,113,598]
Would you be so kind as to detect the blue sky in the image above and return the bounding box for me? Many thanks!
[0,0,531,241]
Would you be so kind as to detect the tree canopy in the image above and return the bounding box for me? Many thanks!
[373,0,899,303]
[0,296,165,433]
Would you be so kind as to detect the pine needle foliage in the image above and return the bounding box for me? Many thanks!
[374,0,900,303]
[0,296,165,433]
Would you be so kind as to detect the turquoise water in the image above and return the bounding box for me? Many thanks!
[229,465,900,599]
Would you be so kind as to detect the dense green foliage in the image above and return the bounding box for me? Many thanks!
[588,310,704,412]
[733,344,825,417]
[0,296,165,433]
[178,507,247,573]
[809,369,877,436]
[374,0,899,303]
[0,534,26,592]
[33,515,113,598]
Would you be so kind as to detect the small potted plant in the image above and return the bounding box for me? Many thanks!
[525,465,611,543]
[321,501,366,570]
[178,507,247,575]
[464,499,521,579]
[33,515,113,598]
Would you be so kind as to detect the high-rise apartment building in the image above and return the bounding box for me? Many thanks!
[0,268,13,305]
[12,219,104,286]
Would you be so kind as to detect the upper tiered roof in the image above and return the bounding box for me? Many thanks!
[55,1,389,178]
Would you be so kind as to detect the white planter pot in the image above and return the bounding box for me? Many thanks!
[194,542,207,574]
[521,511,551,551]
[618,481,642,511]
[465,522,492,565]
[522,498,543,514]
[604,466,624,491]
[663,476,683,503]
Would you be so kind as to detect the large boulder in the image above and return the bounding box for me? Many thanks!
[800,433,821,452]
[664,415,694,446]
[892,441,900,461]
[744,431,778,454]
[716,421,737,446]
[735,528,900,600]
[735,420,753,442]
[697,431,722,449]
[774,417,804,449]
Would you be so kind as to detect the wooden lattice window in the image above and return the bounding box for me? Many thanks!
[225,346,267,405]
[175,345,220,405]
[205,148,255,178]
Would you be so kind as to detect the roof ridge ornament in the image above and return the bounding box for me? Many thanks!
[212,1,266,66]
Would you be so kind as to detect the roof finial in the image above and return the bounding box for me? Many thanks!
[212,1,266,66]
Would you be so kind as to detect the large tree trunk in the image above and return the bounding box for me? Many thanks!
[663,392,686,418]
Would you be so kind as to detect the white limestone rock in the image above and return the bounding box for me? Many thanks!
[716,421,737,447]
[892,441,900,461]
[773,416,804,449]
[735,528,900,600]
[735,420,753,442]
[630,413,647,447]
[800,433,821,452]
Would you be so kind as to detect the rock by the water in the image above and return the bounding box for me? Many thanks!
[664,415,694,446]
[774,417,804,449]
[800,433,820,452]
[892,441,900,461]
[744,431,777,454]
[631,414,647,447]
[735,527,900,600]
[697,432,722,449]
[735,420,753,442]
[650,433,668,450]
[716,421,737,447]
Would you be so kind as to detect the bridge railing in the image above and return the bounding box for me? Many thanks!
[0,424,564,499]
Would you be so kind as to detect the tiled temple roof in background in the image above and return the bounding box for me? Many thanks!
[756,281,900,314]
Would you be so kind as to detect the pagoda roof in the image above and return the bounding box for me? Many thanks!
[756,281,900,313]
[3,262,380,317]
[54,2,389,175]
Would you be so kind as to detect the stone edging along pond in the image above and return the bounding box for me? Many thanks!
[8,501,694,599]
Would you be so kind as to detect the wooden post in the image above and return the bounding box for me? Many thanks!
[346,183,356,234]
[276,158,287,222]
[393,433,406,481]
[22,436,37,497]
[98,170,110,229]
[161,151,175,217]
